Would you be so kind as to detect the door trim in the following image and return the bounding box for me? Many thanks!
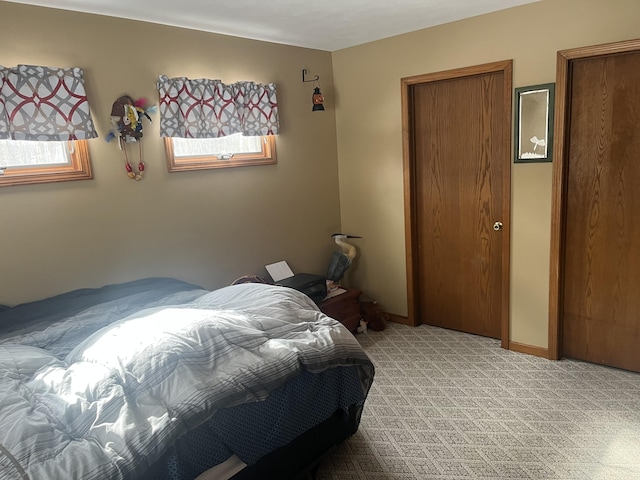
[548,38,640,360]
[401,60,512,349]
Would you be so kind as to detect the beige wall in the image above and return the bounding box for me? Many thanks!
[332,0,640,348]
[4,1,640,350]
[0,2,340,305]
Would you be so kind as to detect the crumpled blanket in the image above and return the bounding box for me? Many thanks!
[0,280,373,480]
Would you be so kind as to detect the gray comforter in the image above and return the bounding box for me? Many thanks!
[0,281,373,480]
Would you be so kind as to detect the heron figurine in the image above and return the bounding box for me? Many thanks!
[327,233,362,285]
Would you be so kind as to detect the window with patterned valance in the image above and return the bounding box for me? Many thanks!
[157,75,279,171]
[0,65,96,186]
[156,75,279,138]
[0,65,97,141]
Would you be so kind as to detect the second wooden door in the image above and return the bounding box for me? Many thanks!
[558,44,640,372]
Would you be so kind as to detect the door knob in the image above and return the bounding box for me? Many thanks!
[493,221,503,231]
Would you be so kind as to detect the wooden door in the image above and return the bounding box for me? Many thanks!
[551,41,640,372]
[402,61,512,342]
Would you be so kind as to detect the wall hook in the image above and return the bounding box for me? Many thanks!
[302,69,320,83]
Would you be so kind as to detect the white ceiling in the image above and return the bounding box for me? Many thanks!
[6,0,539,51]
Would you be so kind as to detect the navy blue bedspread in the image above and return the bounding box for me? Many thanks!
[0,277,202,340]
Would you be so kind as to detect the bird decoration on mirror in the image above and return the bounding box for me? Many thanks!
[327,233,362,290]
[530,135,546,155]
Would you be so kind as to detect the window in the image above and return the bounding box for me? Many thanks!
[157,75,279,172]
[0,64,97,186]
[0,140,92,187]
[164,134,276,172]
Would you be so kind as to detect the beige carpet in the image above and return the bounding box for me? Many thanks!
[315,322,640,479]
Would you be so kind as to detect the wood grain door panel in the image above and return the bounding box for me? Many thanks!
[404,63,511,340]
[561,51,640,372]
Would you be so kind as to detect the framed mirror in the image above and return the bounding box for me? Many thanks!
[514,83,555,163]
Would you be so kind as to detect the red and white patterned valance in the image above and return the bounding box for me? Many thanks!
[157,75,279,138]
[0,65,97,141]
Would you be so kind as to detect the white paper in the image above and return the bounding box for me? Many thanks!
[324,287,347,300]
[265,261,294,282]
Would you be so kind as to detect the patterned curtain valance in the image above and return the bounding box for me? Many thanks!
[0,65,97,141]
[157,75,279,138]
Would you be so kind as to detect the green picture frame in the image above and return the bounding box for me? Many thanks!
[514,83,555,163]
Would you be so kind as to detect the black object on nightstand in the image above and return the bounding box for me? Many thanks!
[279,273,327,303]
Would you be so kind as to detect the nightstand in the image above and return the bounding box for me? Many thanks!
[318,288,362,332]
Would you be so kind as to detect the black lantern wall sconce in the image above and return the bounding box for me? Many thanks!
[302,69,324,111]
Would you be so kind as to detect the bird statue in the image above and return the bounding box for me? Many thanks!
[327,233,362,285]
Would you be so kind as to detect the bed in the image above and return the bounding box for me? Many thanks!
[0,278,374,480]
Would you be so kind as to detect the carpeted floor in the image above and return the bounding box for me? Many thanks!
[314,322,640,479]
